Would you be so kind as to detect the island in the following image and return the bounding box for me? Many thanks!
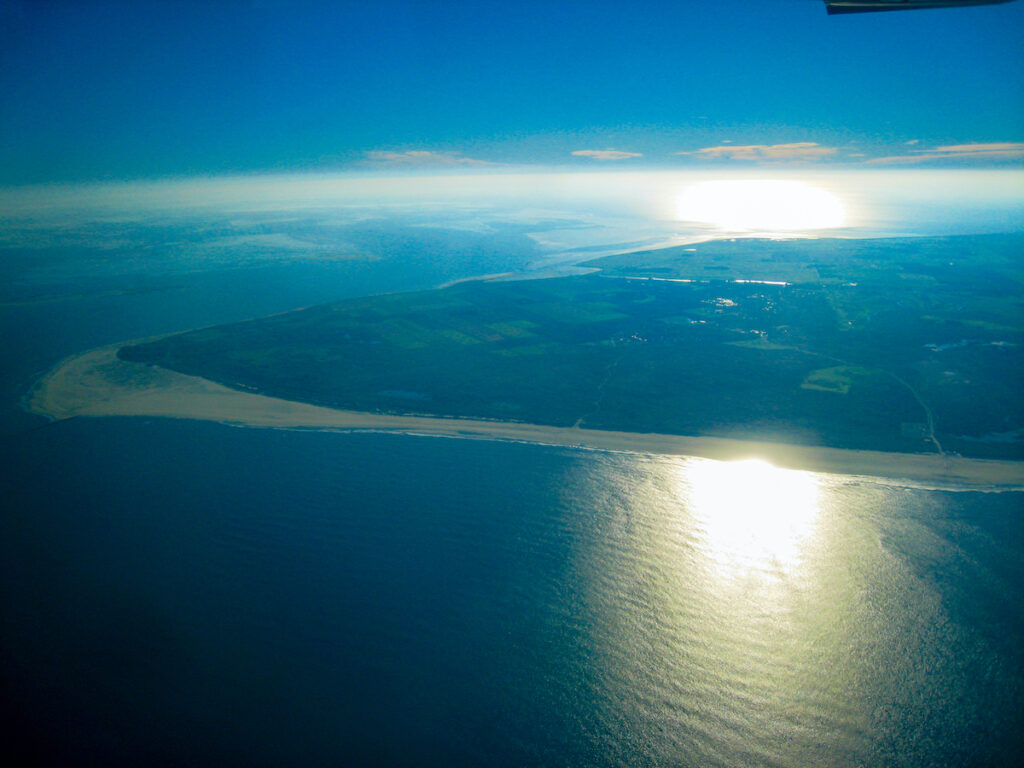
[30,233,1024,486]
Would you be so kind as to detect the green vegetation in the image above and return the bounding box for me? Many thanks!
[801,366,875,395]
[120,234,1024,458]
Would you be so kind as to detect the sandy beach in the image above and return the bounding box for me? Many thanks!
[27,343,1024,489]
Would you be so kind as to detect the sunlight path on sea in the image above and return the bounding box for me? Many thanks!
[554,453,997,766]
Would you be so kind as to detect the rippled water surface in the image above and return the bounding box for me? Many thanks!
[3,422,1021,766]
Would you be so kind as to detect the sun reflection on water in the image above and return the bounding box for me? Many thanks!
[565,453,946,763]
[683,458,821,576]
[676,179,846,233]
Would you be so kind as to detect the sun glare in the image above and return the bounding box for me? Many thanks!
[675,180,846,233]
[683,458,821,576]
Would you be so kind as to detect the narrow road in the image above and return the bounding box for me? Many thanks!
[889,372,944,455]
[573,341,621,429]
[760,342,945,456]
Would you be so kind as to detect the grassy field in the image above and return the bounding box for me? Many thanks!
[120,234,1024,458]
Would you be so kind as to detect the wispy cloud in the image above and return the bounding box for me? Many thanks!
[571,149,643,161]
[364,150,493,167]
[865,142,1024,165]
[928,143,1024,156]
[679,142,838,162]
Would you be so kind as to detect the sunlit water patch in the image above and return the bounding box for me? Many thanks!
[682,458,820,577]
[557,452,1022,767]
[675,179,846,233]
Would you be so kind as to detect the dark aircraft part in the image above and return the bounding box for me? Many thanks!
[825,0,1013,13]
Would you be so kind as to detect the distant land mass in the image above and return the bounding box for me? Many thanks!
[119,234,1024,460]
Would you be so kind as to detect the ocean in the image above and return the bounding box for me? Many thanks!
[4,420,1021,766]
[2,219,1022,766]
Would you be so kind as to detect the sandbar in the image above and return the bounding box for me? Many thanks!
[27,344,1024,489]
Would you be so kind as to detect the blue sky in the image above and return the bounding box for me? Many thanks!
[1,0,1022,183]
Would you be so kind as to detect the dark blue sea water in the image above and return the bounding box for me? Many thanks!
[2,225,1023,766]
[3,421,1022,766]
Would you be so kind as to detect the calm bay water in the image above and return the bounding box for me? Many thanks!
[2,220,1023,765]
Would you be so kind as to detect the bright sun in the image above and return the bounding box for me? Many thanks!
[676,180,845,233]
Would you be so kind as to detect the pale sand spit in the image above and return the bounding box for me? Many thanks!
[27,344,1024,489]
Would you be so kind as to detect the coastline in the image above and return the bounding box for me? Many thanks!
[27,344,1024,489]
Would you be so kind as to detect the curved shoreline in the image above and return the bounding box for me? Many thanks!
[27,344,1024,489]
